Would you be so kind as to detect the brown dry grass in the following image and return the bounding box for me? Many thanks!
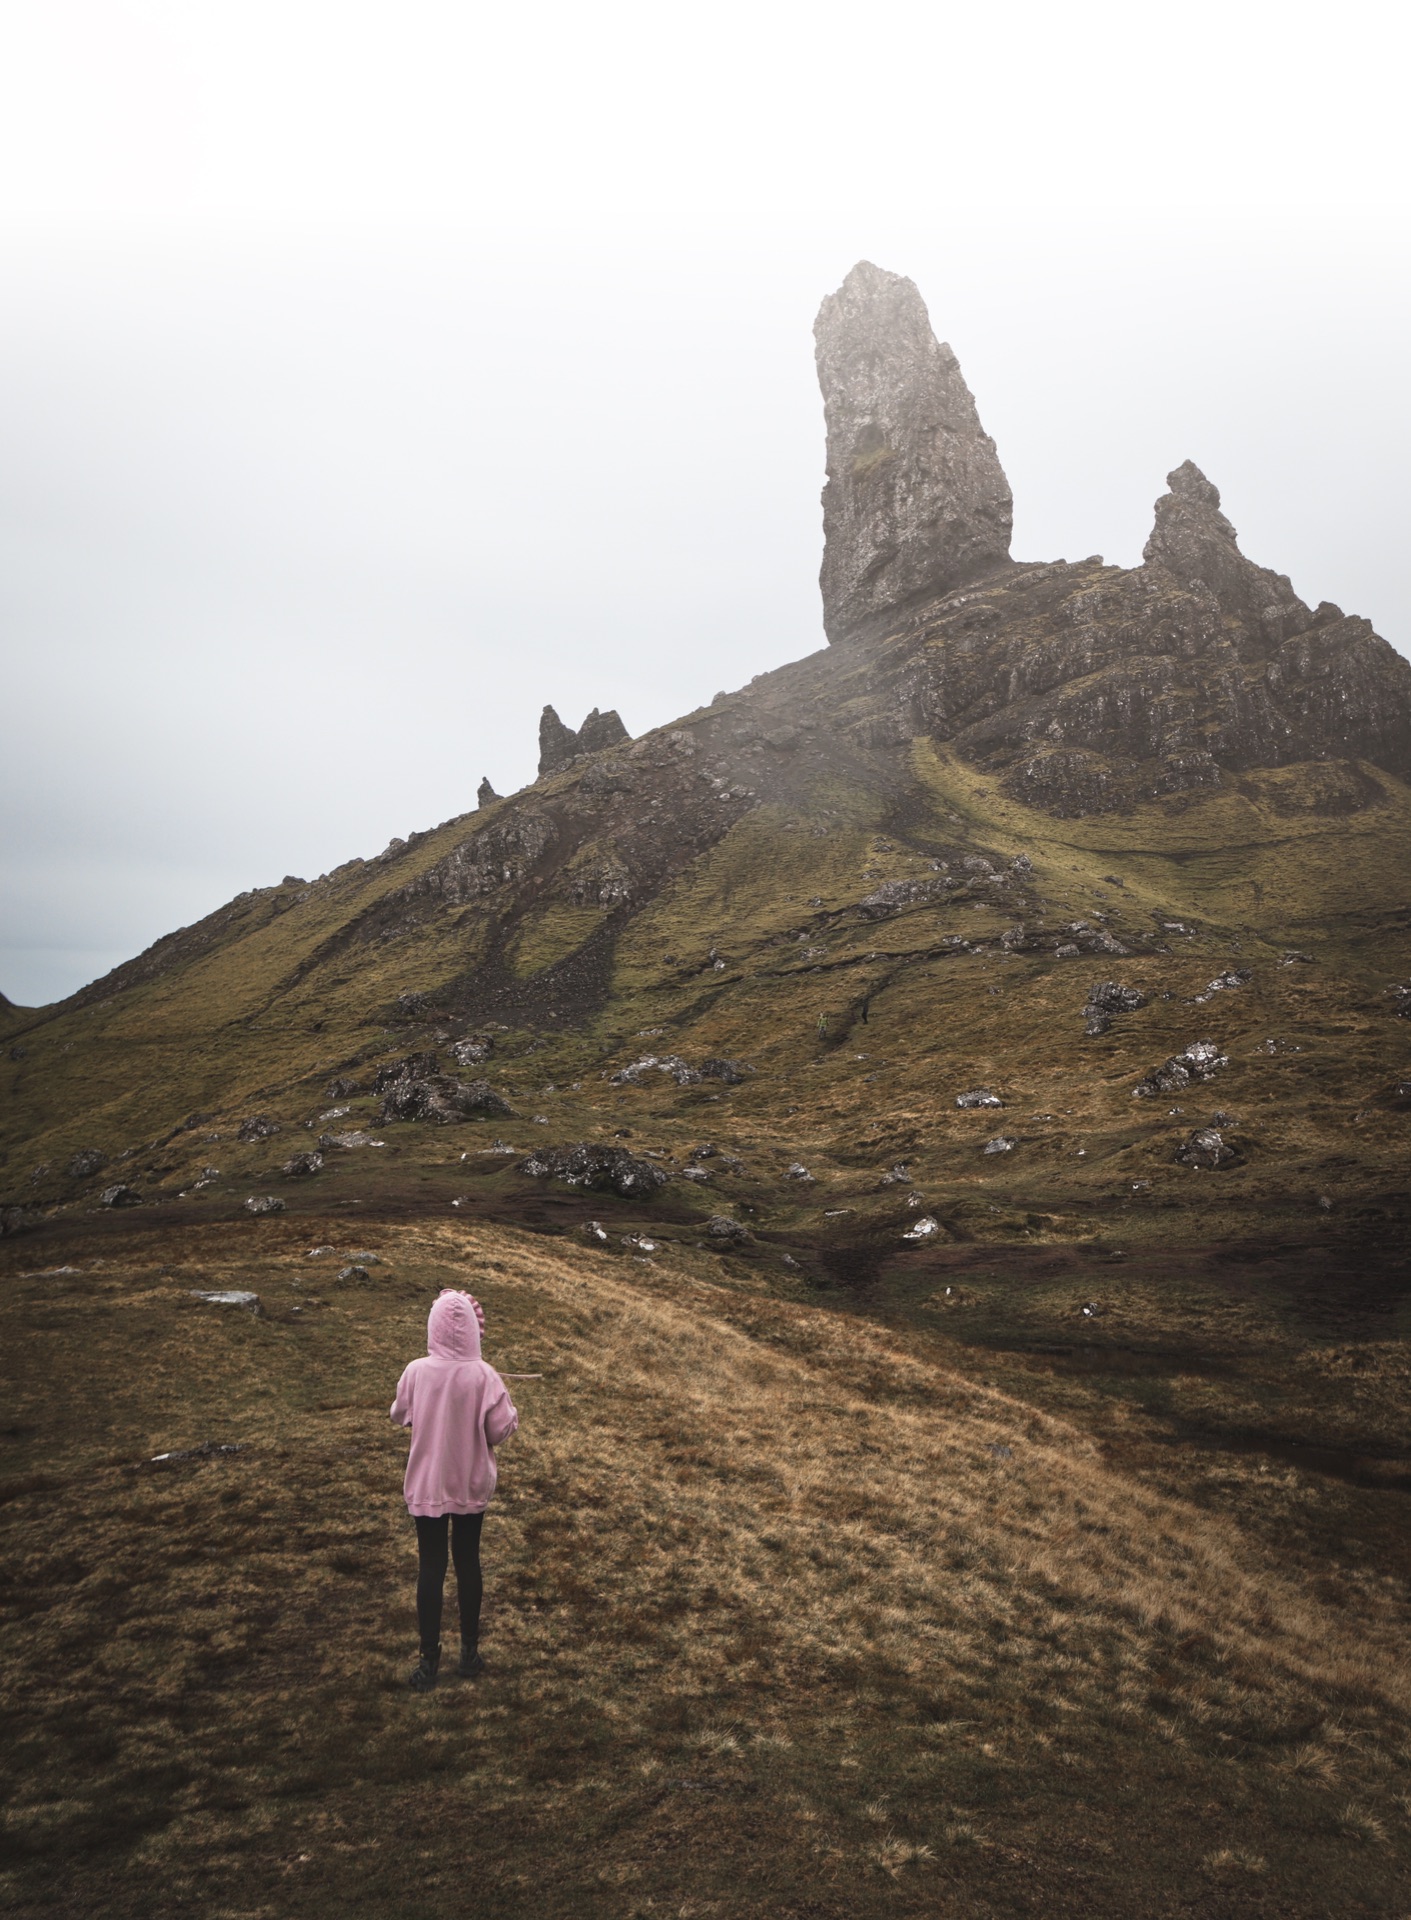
[2,1213,1409,1918]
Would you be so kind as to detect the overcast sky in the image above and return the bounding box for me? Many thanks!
[3,1,1408,1007]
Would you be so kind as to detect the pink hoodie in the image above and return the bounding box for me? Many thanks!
[390,1290,519,1516]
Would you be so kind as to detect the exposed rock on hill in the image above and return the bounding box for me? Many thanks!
[814,260,1013,644]
[477,777,500,808]
[538,704,630,777]
[518,1141,667,1198]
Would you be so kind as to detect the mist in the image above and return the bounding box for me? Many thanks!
[2,3,1408,1006]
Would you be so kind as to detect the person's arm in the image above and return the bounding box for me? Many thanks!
[390,1364,415,1428]
[485,1384,519,1448]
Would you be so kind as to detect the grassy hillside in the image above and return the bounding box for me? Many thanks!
[4,712,1409,1264]
[2,1213,1408,1918]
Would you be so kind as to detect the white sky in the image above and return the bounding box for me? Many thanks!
[2,1,1409,1005]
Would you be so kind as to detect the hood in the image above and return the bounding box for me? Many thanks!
[427,1289,483,1362]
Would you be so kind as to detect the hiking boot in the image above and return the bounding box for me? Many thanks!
[409,1645,441,1691]
[458,1646,486,1679]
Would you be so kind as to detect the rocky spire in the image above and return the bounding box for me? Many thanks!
[537,704,630,778]
[814,261,1013,645]
[1142,460,1309,628]
[476,776,500,809]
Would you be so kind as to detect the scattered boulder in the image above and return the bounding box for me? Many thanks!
[879,1163,911,1185]
[582,1220,611,1246]
[99,1183,143,1208]
[785,1162,814,1182]
[319,1130,385,1149]
[902,1215,940,1241]
[856,877,948,917]
[244,1195,286,1215]
[706,1215,751,1244]
[282,1151,324,1177]
[452,1036,494,1067]
[956,1089,1003,1109]
[1084,980,1146,1036]
[0,1205,38,1237]
[336,1264,372,1284]
[982,1136,1017,1155]
[1205,968,1252,993]
[1175,1127,1238,1169]
[1134,1041,1228,1097]
[518,1142,668,1199]
[191,1290,262,1312]
[610,1054,701,1087]
[379,1075,515,1125]
[67,1148,106,1180]
[325,1075,360,1099]
[477,776,500,808]
[237,1116,280,1143]
[700,1057,753,1085]
[374,1054,440,1092]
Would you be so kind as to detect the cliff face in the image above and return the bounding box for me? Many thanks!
[808,262,1411,813]
[857,462,1411,817]
[814,261,1012,645]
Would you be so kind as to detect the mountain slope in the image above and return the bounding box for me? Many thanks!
[4,263,1410,1266]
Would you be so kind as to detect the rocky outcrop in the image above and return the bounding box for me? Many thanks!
[377,1071,514,1125]
[538,705,630,777]
[890,468,1411,814]
[518,1141,667,1198]
[814,261,1012,645]
[477,777,500,809]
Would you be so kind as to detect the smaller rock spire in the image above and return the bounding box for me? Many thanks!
[537,704,630,777]
[1142,461,1309,629]
[1141,461,1250,609]
[476,776,500,809]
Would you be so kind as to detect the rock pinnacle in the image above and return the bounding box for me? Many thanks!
[814,261,1012,645]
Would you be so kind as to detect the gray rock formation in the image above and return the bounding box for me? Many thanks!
[814,261,1013,644]
[1143,461,1307,629]
[538,705,630,777]
[377,1073,514,1125]
[518,1141,667,1198]
[477,777,500,809]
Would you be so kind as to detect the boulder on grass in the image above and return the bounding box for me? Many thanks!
[378,1075,514,1125]
[518,1143,667,1199]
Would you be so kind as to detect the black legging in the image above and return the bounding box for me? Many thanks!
[414,1512,484,1656]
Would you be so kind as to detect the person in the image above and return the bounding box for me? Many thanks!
[390,1288,519,1690]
